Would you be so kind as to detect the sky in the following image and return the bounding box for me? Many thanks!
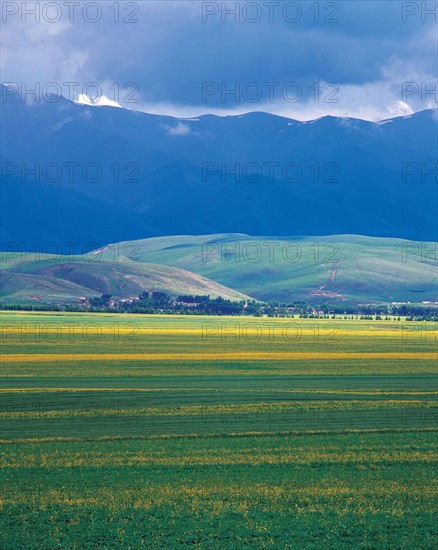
[1,0,437,121]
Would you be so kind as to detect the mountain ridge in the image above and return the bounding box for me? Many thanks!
[1,84,437,248]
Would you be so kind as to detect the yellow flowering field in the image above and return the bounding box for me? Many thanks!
[0,312,437,547]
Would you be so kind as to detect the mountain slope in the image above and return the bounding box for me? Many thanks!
[94,234,438,304]
[1,234,436,305]
[0,255,251,304]
[0,178,159,248]
[1,85,436,246]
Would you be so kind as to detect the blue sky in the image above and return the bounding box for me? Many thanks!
[1,0,437,120]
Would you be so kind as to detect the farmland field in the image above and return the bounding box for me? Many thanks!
[1,311,437,548]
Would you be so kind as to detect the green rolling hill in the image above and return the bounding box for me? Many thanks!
[0,255,251,305]
[95,234,438,304]
[1,234,436,305]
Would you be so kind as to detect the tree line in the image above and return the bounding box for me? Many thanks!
[1,292,437,320]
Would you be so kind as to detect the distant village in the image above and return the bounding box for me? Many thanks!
[4,291,438,321]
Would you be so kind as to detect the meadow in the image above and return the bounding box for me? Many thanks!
[96,234,438,303]
[0,311,437,548]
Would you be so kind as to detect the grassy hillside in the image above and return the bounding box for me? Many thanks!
[0,254,251,305]
[1,234,436,305]
[95,234,438,303]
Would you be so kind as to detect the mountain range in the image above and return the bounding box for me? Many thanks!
[1,84,437,251]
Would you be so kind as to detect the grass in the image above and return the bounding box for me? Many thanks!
[0,255,250,304]
[0,311,437,547]
[96,234,438,303]
[1,432,437,548]
[2,234,437,304]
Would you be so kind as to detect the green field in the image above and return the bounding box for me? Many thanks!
[1,312,437,548]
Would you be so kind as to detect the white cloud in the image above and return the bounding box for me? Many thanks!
[135,85,428,123]
[134,57,436,122]
[162,121,191,136]
[386,101,414,118]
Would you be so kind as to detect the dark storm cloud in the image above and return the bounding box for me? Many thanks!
[1,1,437,119]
